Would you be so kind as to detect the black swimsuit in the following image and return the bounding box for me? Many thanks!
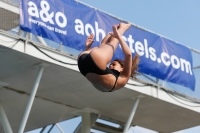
[78,54,120,92]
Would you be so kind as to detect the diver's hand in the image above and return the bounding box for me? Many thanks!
[85,33,94,50]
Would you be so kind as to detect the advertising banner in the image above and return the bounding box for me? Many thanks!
[19,0,195,90]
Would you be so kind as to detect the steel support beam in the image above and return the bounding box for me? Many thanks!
[17,28,23,37]
[156,78,159,98]
[18,63,48,133]
[81,112,90,133]
[39,126,47,133]
[0,101,13,133]
[47,124,55,133]
[56,123,65,133]
[36,36,47,46]
[73,108,100,133]
[123,96,144,133]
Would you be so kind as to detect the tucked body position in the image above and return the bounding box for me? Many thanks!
[77,23,139,92]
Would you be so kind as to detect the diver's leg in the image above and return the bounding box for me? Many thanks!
[90,23,131,70]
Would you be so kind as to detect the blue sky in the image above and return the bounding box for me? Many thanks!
[78,0,200,51]
[27,0,200,133]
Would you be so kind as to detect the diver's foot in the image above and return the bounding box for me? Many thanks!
[119,22,131,31]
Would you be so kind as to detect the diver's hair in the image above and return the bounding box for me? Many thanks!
[114,54,140,78]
